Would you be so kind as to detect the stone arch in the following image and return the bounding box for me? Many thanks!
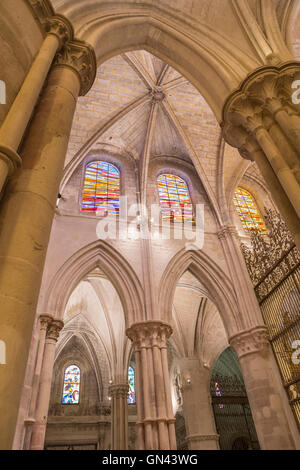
[56,328,107,402]
[43,240,145,327]
[57,4,262,121]
[159,249,242,337]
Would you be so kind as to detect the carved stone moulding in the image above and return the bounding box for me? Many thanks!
[27,0,55,23]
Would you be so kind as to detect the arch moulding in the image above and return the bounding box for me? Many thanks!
[41,240,145,327]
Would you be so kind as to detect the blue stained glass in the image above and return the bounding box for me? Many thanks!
[62,365,80,404]
[128,366,135,404]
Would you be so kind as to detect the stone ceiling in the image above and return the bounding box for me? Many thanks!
[64,50,221,198]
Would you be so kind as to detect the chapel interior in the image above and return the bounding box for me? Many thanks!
[0,0,300,451]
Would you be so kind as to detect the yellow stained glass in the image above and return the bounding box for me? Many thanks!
[233,187,266,234]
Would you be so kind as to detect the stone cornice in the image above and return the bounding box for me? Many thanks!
[54,39,97,96]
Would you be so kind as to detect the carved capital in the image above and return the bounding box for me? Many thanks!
[222,62,300,155]
[54,39,97,96]
[46,319,64,342]
[39,314,53,331]
[230,326,269,359]
[217,225,238,241]
[126,321,173,350]
[109,383,129,399]
[44,14,74,49]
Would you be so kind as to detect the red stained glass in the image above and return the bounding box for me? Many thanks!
[233,187,266,234]
[81,161,120,215]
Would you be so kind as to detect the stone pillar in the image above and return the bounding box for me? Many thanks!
[222,63,300,250]
[0,40,96,449]
[126,321,176,450]
[30,319,63,450]
[23,315,53,449]
[109,383,129,450]
[230,326,296,450]
[0,15,73,193]
[179,357,219,450]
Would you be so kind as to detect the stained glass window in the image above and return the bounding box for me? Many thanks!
[157,174,194,224]
[233,187,266,233]
[81,161,120,215]
[128,366,135,404]
[62,365,80,404]
[214,381,225,409]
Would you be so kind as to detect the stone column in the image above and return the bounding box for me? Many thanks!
[179,357,219,450]
[222,63,300,249]
[0,15,73,193]
[126,322,176,450]
[30,319,63,450]
[109,383,129,450]
[0,40,96,449]
[23,315,53,449]
[230,326,296,450]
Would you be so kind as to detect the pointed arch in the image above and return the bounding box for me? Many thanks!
[43,240,145,327]
[56,328,107,402]
[58,4,261,121]
[159,249,242,337]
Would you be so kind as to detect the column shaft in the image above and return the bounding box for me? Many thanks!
[0,16,73,193]
[255,128,300,218]
[0,64,80,449]
[109,384,129,450]
[252,146,300,249]
[230,327,296,450]
[179,357,219,450]
[30,320,63,450]
[127,322,176,450]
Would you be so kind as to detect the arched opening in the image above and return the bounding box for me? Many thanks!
[210,347,260,451]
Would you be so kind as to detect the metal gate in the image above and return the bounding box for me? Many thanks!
[210,348,260,450]
[241,209,300,429]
